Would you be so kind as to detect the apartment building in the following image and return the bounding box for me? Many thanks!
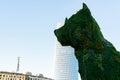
[25,73,53,80]
[0,71,25,80]
[0,71,53,80]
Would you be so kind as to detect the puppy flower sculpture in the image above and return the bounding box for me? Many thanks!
[54,3,120,80]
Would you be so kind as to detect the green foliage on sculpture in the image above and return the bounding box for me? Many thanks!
[54,3,120,80]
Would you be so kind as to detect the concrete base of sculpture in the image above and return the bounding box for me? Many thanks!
[54,3,120,80]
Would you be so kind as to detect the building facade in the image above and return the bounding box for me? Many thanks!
[25,73,53,80]
[0,71,25,80]
[0,71,53,80]
[54,23,78,80]
[25,75,53,80]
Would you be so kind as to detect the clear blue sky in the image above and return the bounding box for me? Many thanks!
[0,0,120,79]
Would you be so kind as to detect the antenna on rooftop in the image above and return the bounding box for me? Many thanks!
[16,56,20,73]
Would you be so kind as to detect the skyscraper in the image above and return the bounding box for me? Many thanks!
[54,23,78,80]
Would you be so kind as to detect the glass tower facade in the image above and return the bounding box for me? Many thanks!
[54,23,78,80]
[54,41,78,80]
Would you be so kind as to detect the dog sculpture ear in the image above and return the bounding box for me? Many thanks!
[65,17,68,24]
[82,3,91,16]
[83,3,89,10]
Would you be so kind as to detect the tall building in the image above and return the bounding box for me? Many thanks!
[54,23,78,80]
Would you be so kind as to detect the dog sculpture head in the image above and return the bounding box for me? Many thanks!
[54,3,104,49]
